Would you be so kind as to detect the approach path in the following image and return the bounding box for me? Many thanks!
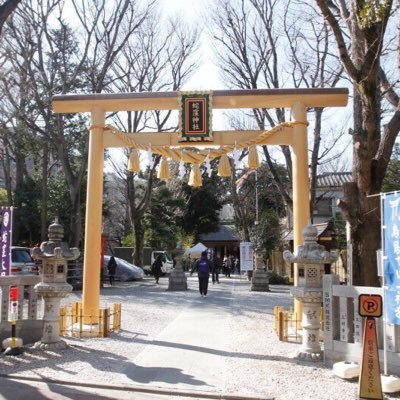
[0,274,389,399]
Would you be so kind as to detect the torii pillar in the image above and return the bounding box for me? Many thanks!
[82,108,105,323]
[291,102,310,320]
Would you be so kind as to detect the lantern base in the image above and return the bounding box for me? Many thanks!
[168,269,188,291]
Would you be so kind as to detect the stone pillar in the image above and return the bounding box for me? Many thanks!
[168,247,187,291]
[283,223,337,361]
[32,219,80,350]
[251,247,269,291]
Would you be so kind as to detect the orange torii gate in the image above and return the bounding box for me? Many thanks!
[52,88,348,325]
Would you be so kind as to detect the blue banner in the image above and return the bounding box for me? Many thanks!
[383,193,400,324]
[0,207,12,276]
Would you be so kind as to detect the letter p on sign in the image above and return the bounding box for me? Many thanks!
[359,294,382,318]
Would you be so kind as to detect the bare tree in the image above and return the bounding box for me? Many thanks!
[0,0,154,246]
[283,1,346,218]
[315,0,399,286]
[106,14,200,266]
[211,0,347,238]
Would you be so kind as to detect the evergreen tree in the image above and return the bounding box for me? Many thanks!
[145,182,184,250]
[382,143,400,193]
[177,172,224,242]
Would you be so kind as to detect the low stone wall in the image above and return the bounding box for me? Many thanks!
[0,275,42,345]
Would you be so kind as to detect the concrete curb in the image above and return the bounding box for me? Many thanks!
[0,374,273,400]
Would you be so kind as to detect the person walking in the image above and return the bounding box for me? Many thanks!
[107,255,117,285]
[225,256,231,278]
[151,254,163,284]
[212,254,222,284]
[191,251,212,297]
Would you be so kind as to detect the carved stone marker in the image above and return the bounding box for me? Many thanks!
[168,247,187,291]
[251,247,269,291]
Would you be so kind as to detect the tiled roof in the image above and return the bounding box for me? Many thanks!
[282,222,330,241]
[316,172,352,188]
[200,225,240,242]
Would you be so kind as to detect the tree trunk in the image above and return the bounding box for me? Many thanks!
[0,0,20,34]
[13,151,25,242]
[69,189,81,248]
[40,142,48,241]
[133,216,145,267]
[339,182,380,286]
[347,75,381,286]
[1,128,13,205]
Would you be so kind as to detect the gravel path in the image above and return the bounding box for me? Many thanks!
[0,275,397,399]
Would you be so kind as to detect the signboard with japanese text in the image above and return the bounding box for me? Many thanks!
[178,92,212,142]
[240,242,253,271]
[383,193,400,325]
[358,317,383,399]
[0,207,12,276]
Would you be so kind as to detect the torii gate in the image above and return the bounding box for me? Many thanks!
[52,88,348,322]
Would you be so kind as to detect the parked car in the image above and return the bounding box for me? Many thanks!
[103,255,144,282]
[11,246,38,275]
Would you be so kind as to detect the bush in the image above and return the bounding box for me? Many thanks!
[267,270,290,285]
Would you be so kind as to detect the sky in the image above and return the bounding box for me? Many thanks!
[106,0,352,171]
[159,0,223,92]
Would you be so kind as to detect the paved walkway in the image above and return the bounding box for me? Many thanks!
[0,274,294,400]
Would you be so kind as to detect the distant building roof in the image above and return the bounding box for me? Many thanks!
[200,225,240,242]
[282,221,333,241]
[316,172,352,188]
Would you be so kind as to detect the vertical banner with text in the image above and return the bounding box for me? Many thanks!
[240,242,253,271]
[383,193,400,325]
[0,206,12,276]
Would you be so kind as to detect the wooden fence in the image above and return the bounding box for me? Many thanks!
[274,305,324,343]
[59,302,121,338]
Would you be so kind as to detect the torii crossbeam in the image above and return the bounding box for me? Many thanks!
[52,88,348,324]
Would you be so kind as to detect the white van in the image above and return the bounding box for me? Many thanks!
[143,248,173,275]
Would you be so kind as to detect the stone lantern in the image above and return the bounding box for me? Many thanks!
[283,223,337,361]
[31,218,80,350]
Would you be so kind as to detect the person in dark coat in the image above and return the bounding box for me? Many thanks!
[152,254,163,284]
[191,251,213,297]
[224,256,231,278]
[212,254,222,284]
[107,255,117,285]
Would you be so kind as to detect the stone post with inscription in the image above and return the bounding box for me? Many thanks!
[168,245,187,291]
[251,247,269,291]
[283,223,337,361]
[31,219,80,350]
